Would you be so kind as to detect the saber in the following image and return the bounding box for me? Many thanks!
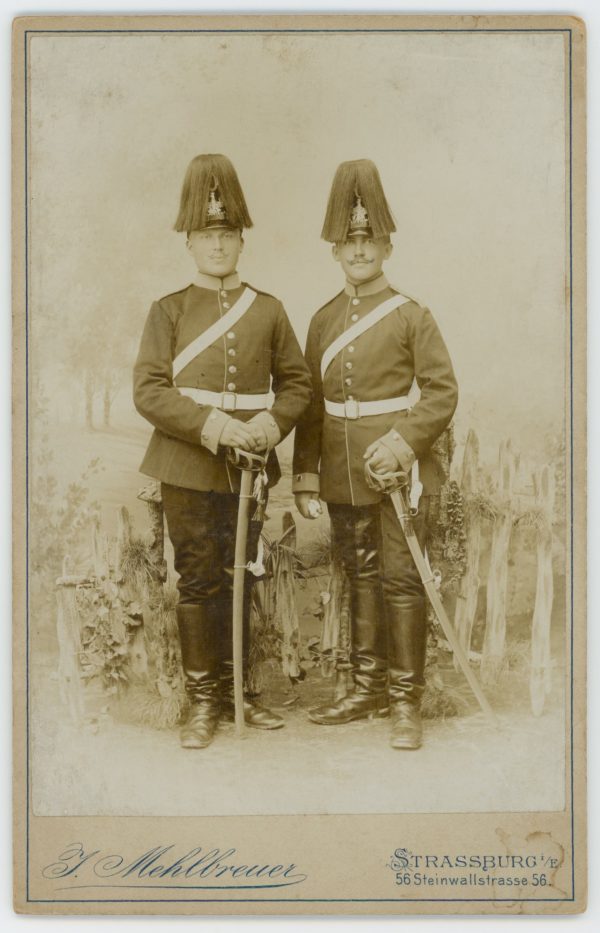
[365,462,498,725]
[227,447,268,736]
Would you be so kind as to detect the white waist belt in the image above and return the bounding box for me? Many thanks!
[324,395,411,420]
[179,387,268,412]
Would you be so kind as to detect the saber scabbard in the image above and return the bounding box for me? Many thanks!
[364,461,498,726]
[228,447,267,737]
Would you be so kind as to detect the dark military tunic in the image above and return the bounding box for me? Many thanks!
[134,272,312,493]
[292,273,458,506]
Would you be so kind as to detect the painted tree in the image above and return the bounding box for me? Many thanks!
[62,310,137,430]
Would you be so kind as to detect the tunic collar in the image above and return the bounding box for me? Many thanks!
[344,273,389,298]
[194,271,241,291]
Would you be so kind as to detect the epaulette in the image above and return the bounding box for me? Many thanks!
[313,289,346,319]
[389,284,425,309]
[243,284,280,303]
[158,283,194,303]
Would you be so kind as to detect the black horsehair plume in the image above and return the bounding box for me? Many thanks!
[174,153,253,233]
[321,158,396,243]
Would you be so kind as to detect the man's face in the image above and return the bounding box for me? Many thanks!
[332,235,392,284]
[187,227,243,277]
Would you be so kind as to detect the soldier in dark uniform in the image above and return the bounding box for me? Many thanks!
[134,154,312,748]
[293,159,458,749]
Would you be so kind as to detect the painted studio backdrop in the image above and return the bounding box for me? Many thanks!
[27,30,569,815]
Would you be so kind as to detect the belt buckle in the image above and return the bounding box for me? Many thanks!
[344,398,360,420]
[221,391,237,412]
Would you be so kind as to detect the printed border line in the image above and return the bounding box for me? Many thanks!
[26,896,575,904]
[23,28,570,34]
[568,25,576,903]
[24,25,30,905]
[23,25,576,906]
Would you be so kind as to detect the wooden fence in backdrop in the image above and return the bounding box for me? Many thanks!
[55,431,562,727]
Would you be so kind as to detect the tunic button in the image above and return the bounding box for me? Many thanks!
[345,377,352,387]
[221,290,228,297]
[351,313,359,322]
[347,395,354,401]
[227,382,236,391]
[348,345,355,353]
[228,365,237,374]
[345,362,353,370]
[352,298,360,306]
[228,348,236,356]
[223,302,230,309]
[227,331,235,339]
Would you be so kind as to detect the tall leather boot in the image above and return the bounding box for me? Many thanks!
[177,604,221,749]
[309,506,389,725]
[308,580,389,724]
[387,603,427,750]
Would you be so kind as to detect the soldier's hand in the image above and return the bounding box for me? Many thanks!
[364,441,400,475]
[295,493,323,520]
[219,418,257,451]
[247,421,269,451]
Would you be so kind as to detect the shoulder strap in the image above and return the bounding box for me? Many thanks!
[173,287,257,379]
[320,293,410,379]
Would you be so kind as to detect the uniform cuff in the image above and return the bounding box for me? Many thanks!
[292,472,320,494]
[249,410,281,450]
[201,408,232,455]
[378,430,416,473]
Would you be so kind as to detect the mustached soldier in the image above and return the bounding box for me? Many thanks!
[293,159,458,749]
[134,154,311,748]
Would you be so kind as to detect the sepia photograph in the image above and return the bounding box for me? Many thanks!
[12,10,586,916]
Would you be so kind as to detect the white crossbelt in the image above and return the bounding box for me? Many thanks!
[172,287,257,378]
[179,387,268,412]
[321,293,410,379]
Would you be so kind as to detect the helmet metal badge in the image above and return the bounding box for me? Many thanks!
[321,158,396,243]
[348,189,371,237]
[174,153,253,234]
[205,176,228,227]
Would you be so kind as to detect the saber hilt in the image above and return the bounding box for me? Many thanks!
[364,459,422,519]
[227,447,267,473]
[227,448,268,521]
[364,460,409,494]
